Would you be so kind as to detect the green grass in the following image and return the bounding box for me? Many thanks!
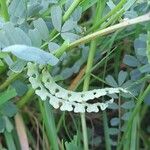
[0,0,150,150]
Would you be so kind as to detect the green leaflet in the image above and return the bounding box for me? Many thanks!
[0,88,17,106]
[2,45,59,66]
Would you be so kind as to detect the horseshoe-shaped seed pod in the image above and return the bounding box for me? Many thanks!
[27,62,129,113]
[41,69,128,102]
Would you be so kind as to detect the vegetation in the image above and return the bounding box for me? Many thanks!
[0,0,150,150]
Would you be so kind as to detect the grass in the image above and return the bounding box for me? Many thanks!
[0,0,150,150]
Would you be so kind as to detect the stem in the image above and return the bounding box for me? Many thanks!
[54,41,69,58]
[81,1,106,150]
[87,0,127,33]
[147,30,150,63]
[69,13,150,48]
[4,131,16,150]
[0,0,9,21]
[15,113,30,150]
[102,32,118,150]
[63,0,83,22]
[39,101,59,150]
[103,111,111,150]
[0,73,20,91]
[81,113,88,150]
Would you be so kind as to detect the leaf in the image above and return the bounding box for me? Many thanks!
[134,35,146,50]
[0,88,17,106]
[65,135,81,150]
[130,69,141,81]
[118,71,127,86]
[28,28,42,47]
[105,75,118,87]
[51,5,62,32]
[123,0,136,11]
[0,59,4,66]
[0,30,9,48]
[2,23,31,46]
[71,6,82,22]
[60,68,74,79]
[15,28,32,45]
[0,17,4,29]
[121,112,131,121]
[4,117,13,132]
[109,128,119,135]
[27,3,42,17]
[9,59,27,73]
[144,92,150,105]
[0,102,17,117]
[33,18,49,41]
[61,20,76,32]
[139,64,150,73]
[108,102,119,110]
[123,55,139,67]
[110,117,120,126]
[61,32,80,42]
[147,31,150,63]
[121,100,135,109]
[107,0,116,10]
[3,56,13,66]
[2,45,59,65]
[9,0,26,18]
[81,0,98,11]
[48,42,60,52]
[11,80,28,96]
[0,117,5,133]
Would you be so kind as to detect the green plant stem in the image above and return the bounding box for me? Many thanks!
[15,113,30,150]
[39,101,59,150]
[80,113,88,150]
[130,114,139,150]
[103,111,111,150]
[81,1,106,150]
[102,31,119,150]
[4,131,16,150]
[87,0,127,33]
[54,41,69,57]
[117,84,150,150]
[44,13,150,58]
[0,73,20,91]
[0,0,9,21]
[69,12,150,48]
[63,0,83,22]
[147,30,150,63]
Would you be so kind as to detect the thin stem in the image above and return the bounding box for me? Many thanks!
[63,0,83,22]
[81,113,88,150]
[0,0,9,21]
[87,0,127,33]
[81,1,106,150]
[0,73,20,91]
[15,113,30,150]
[101,31,119,150]
[4,131,16,150]
[69,13,150,48]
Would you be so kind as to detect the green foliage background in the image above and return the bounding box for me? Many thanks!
[0,0,150,150]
